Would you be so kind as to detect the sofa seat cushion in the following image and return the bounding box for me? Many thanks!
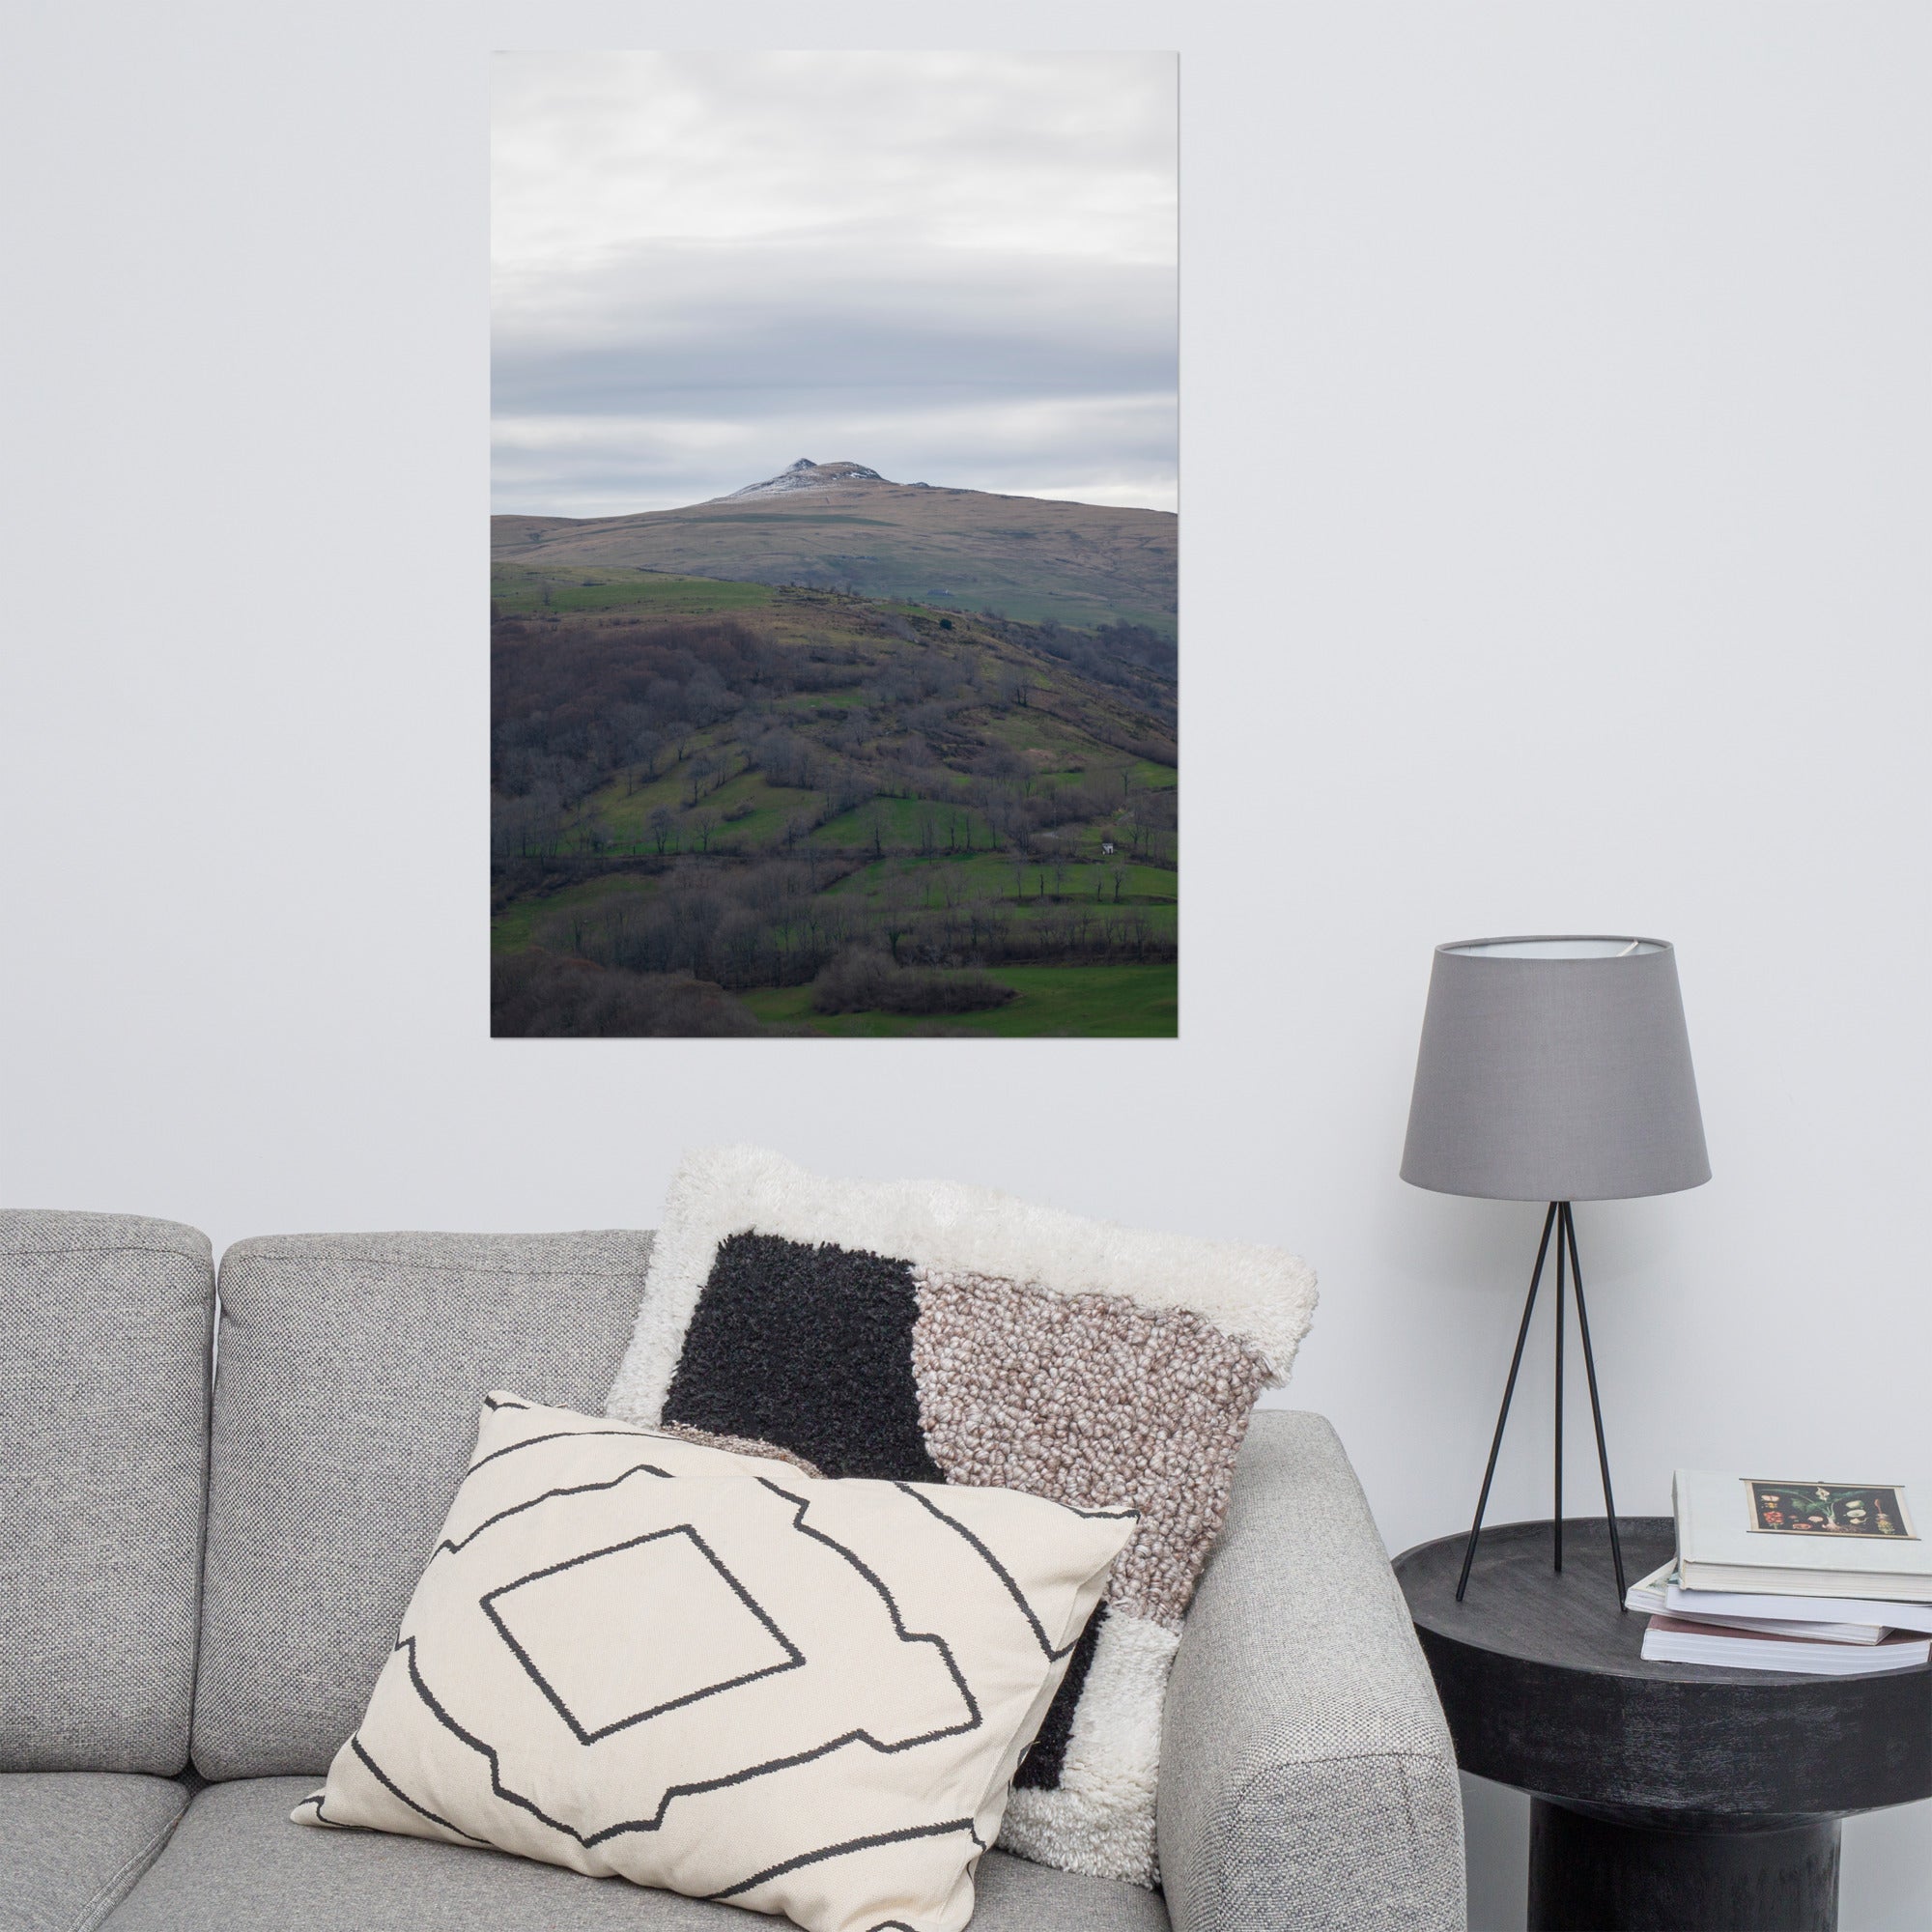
[192,1232,656,1777]
[0,1772,187,1932]
[100,1779,1170,1931]
[1,1212,214,1773]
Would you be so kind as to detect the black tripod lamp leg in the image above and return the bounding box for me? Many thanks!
[1563,1203,1628,1607]
[1455,1202,1559,1603]
[1553,1207,1566,1573]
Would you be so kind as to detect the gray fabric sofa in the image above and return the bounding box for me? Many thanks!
[0,1212,1465,1932]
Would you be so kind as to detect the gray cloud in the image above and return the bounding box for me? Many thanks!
[492,52,1177,516]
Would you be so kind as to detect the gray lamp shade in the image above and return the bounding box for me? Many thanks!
[1401,936,1710,1203]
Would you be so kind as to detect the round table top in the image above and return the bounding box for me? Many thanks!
[1395,1517,1932,1819]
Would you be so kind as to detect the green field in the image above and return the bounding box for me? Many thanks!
[585,761,823,850]
[809,797,996,852]
[740,965,1178,1037]
[491,873,657,952]
[491,565,778,616]
[823,851,1177,910]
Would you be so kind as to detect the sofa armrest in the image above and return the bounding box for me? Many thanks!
[1157,1410,1465,1932]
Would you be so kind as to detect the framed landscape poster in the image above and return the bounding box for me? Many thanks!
[491,53,1178,1037]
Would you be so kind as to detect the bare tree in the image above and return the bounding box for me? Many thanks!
[876,880,919,963]
[684,752,724,807]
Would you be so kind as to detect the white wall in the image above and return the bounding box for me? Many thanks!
[3,5,1927,1925]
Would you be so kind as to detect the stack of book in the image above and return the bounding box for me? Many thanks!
[1634,1471,1932,1675]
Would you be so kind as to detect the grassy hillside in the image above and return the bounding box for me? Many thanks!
[491,475,1176,636]
[491,564,1178,1037]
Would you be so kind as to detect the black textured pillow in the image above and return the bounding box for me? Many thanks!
[606,1146,1317,1886]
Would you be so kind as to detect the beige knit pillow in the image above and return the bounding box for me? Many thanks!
[295,1395,1134,1932]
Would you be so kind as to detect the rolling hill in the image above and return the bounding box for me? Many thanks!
[491,460,1176,635]
[490,563,1178,1037]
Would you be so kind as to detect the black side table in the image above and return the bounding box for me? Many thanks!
[1395,1518,1932,1932]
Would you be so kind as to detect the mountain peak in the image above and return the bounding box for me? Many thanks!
[725,459,890,500]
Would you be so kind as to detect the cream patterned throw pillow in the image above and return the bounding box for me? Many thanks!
[295,1395,1134,1932]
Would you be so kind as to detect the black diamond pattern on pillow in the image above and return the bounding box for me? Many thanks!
[481,1525,805,1745]
[662,1233,943,1483]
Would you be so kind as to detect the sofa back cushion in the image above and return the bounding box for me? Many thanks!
[0,1210,215,1774]
[191,1231,654,1778]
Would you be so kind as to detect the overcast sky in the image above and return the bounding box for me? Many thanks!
[492,52,1177,519]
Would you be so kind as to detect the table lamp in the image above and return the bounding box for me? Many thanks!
[1401,936,1709,1606]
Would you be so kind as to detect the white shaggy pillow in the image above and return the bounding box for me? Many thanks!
[295,1395,1134,1932]
[605,1145,1319,1886]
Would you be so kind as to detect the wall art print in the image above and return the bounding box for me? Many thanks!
[491,52,1178,1037]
